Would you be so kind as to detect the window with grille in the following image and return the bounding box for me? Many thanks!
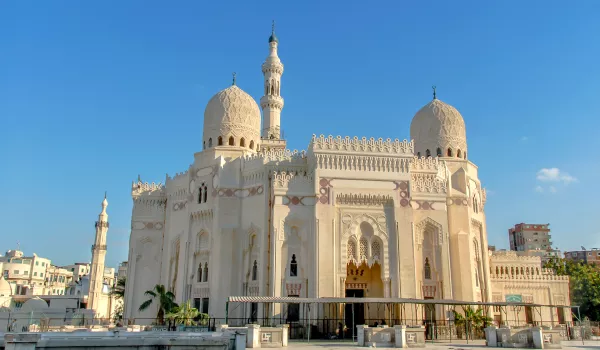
[359,238,368,260]
[347,240,357,262]
[371,240,381,260]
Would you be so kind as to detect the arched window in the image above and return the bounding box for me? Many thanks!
[424,258,431,280]
[521,267,524,275]
[447,148,453,157]
[426,149,431,157]
[249,140,254,150]
[197,264,202,282]
[198,186,203,204]
[203,263,208,282]
[536,267,540,275]
[511,267,515,275]
[417,152,421,158]
[457,149,462,158]
[270,79,275,95]
[436,148,442,157]
[218,136,223,146]
[203,141,206,150]
[290,254,298,277]
[229,136,234,146]
[495,266,499,275]
[208,138,213,148]
[252,260,257,281]
[240,138,246,147]
[203,184,208,203]
[265,81,269,95]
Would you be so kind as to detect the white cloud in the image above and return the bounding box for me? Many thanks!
[536,168,577,184]
[535,185,544,193]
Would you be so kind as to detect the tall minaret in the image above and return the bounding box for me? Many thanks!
[88,193,109,315]
[260,21,286,152]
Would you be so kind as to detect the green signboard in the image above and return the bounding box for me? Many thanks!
[505,294,523,303]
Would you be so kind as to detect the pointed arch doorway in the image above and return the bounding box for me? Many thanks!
[345,261,385,330]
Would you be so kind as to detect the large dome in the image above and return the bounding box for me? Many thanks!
[410,98,467,159]
[203,85,261,151]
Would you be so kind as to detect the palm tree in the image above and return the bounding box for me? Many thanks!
[453,306,492,339]
[138,284,178,325]
[166,300,200,326]
[110,277,126,299]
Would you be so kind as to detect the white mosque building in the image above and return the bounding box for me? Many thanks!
[123,26,570,328]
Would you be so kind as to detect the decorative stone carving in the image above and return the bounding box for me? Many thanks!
[415,217,444,247]
[336,193,394,206]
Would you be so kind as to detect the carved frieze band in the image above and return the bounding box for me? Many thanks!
[282,196,317,206]
[448,197,469,207]
[172,201,187,211]
[131,221,164,230]
[212,185,264,198]
[336,193,393,206]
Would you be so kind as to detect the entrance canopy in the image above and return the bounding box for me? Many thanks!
[227,296,574,309]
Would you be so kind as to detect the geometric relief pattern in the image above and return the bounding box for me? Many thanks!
[359,238,368,261]
[317,178,333,205]
[371,240,381,262]
[394,180,411,207]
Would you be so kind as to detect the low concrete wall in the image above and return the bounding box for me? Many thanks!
[485,326,563,349]
[218,324,288,348]
[3,331,238,350]
[356,325,425,348]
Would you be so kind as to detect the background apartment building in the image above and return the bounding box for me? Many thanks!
[564,248,600,265]
[508,223,561,263]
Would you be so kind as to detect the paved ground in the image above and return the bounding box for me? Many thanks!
[287,339,600,349]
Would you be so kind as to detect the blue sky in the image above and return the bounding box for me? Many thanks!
[1,1,599,268]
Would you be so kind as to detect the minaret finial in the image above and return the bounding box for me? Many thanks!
[232,72,236,86]
[104,191,107,199]
[432,85,437,100]
[272,20,275,35]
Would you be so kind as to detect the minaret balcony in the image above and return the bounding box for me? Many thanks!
[95,221,109,229]
[260,96,284,109]
[91,244,107,252]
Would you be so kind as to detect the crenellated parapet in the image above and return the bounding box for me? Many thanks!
[272,169,313,189]
[131,180,165,197]
[309,134,413,155]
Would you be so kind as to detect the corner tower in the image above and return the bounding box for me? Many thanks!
[88,193,109,315]
[260,21,286,152]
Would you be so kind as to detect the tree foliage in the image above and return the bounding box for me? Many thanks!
[166,300,200,326]
[110,277,126,299]
[544,257,600,321]
[138,284,178,325]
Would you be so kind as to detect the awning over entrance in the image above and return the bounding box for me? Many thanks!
[227,296,574,308]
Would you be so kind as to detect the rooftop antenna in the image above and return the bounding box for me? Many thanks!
[432,85,437,100]
[232,72,236,86]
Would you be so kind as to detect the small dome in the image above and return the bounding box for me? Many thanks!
[410,98,467,159]
[0,277,12,296]
[22,297,49,311]
[203,85,261,150]
[269,33,278,43]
